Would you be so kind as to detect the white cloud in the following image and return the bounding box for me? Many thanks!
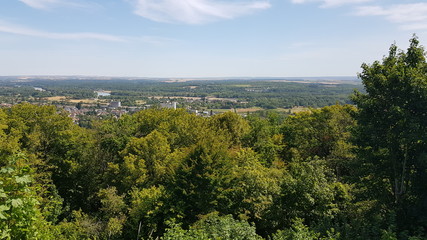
[354,3,427,30]
[291,0,373,8]
[19,0,95,10]
[320,0,372,8]
[402,23,427,31]
[131,0,271,24]
[290,0,427,30]
[19,0,62,9]
[0,21,125,42]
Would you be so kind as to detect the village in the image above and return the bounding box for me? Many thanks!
[0,98,216,125]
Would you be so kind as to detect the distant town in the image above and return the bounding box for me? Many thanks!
[0,76,362,126]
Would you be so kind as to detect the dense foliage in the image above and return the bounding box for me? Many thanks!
[1,37,426,239]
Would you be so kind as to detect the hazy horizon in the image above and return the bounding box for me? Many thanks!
[0,75,359,80]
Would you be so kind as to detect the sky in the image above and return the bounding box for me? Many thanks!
[1,0,427,78]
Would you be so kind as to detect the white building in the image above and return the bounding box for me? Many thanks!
[109,101,121,108]
[160,102,177,110]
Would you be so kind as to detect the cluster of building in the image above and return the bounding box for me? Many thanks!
[61,100,183,123]
[61,101,143,122]
[0,99,218,125]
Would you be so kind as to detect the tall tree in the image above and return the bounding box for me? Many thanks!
[209,112,250,147]
[280,105,356,179]
[165,136,234,227]
[352,35,427,235]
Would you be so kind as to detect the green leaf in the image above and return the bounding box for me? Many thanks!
[0,228,11,239]
[0,205,10,220]
[0,167,14,174]
[15,175,32,184]
[11,198,23,208]
[0,204,10,212]
[0,189,6,198]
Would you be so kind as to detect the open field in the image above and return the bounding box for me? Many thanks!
[151,96,239,102]
[68,99,100,104]
[208,107,263,113]
[44,96,67,101]
[276,106,312,113]
[208,107,311,114]
[230,84,252,87]
[135,100,147,105]
[43,96,106,104]
[151,96,203,100]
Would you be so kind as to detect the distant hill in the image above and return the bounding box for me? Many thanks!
[0,75,359,83]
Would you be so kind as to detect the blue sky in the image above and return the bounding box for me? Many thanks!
[1,0,427,77]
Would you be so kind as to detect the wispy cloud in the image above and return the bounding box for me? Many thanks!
[19,0,96,10]
[130,0,271,24]
[19,0,59,9]
[291,0,373,8]
[144,36,178,45]
[354,3,427,30]
[290,0,427,30]
[0,21,126,42]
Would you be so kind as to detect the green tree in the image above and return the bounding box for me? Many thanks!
[132,108,206,149]
[97,187,127,240]
[0,109,20,158]
[280,105,356,178]
[0,153,55,239]
[271,160,338,231]
[165,136,234,227]
[126,186,166,239]
[243,114,283,166]
[209,112,250,147]
[120,130,172,186]
[272,218,320,240]
[55,210,101,240]
[352,35,427,236]
[162,213,262,240]
[227,148,282,236]
[5,103,97,213]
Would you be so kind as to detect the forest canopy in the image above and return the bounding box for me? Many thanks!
[1,36,427,239]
